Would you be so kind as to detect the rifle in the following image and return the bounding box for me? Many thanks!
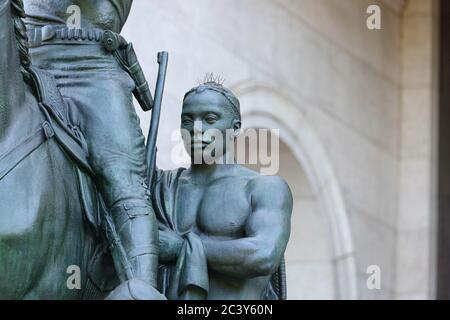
[145,51,169,188]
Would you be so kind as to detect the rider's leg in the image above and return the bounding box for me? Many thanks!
[29,44,158,287]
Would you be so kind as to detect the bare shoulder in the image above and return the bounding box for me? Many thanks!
[246,174,293,212]
[233,165,260,179]
[248,174,290,191]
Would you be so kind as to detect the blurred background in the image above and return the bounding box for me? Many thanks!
[121,0,442,299]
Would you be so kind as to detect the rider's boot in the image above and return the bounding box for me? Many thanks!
[106,199,164,300]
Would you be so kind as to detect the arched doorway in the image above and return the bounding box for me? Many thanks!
[243,130,336,299]
[234,83,358,299]
[280,139,335,299]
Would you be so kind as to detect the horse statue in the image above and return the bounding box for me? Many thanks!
[0,0,116,299]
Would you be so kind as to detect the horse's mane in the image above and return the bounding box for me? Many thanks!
[10,0,31,81]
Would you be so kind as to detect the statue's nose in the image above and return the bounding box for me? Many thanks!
[193,120,203,134]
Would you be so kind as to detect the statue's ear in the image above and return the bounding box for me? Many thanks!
[232,119,242,135]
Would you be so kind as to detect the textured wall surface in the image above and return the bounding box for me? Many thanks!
[396,0,438,300]
[121,0,438,299]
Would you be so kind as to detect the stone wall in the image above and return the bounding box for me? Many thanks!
[395,0,439,300]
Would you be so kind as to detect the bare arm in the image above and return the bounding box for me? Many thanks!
[201,176,293,279]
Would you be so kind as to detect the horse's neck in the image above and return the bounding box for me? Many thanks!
[0,0,27,137]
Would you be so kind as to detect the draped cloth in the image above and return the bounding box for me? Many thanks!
[109,0,133,29]
[152,168,209,300]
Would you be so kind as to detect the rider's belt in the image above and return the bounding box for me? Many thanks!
[27,25,115,48]
[27,26,154,111]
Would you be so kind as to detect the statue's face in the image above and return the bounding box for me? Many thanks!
[181,90,241,164]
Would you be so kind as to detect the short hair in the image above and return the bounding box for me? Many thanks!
[183,78,241,122]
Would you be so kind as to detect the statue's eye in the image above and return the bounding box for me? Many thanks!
[205,114,218,124]
[182,117,193,126]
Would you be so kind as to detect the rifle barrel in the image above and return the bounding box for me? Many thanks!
[146,52,168,188]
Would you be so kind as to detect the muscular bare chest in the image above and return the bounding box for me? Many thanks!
[174,178,252,238]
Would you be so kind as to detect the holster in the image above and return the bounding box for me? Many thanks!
[27,26,154,112]
[102,31,154,111]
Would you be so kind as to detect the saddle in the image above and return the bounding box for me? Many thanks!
[0,67,94,181]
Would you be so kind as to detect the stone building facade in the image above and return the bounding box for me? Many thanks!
[122,0,439,299]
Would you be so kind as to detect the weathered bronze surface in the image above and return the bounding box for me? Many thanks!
[154,83,293,300]
[0,0,163,300]
[0,0,102,299]
[0,0,293,300]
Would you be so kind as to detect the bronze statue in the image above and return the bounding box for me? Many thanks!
[0,0,293,300]
[0,0,165,299]
[153,81,293,300]
[23,0,161,298]
[0,0,105,299]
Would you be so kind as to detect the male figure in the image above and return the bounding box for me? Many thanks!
[23,0,160,298]
[153,81,293,300]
